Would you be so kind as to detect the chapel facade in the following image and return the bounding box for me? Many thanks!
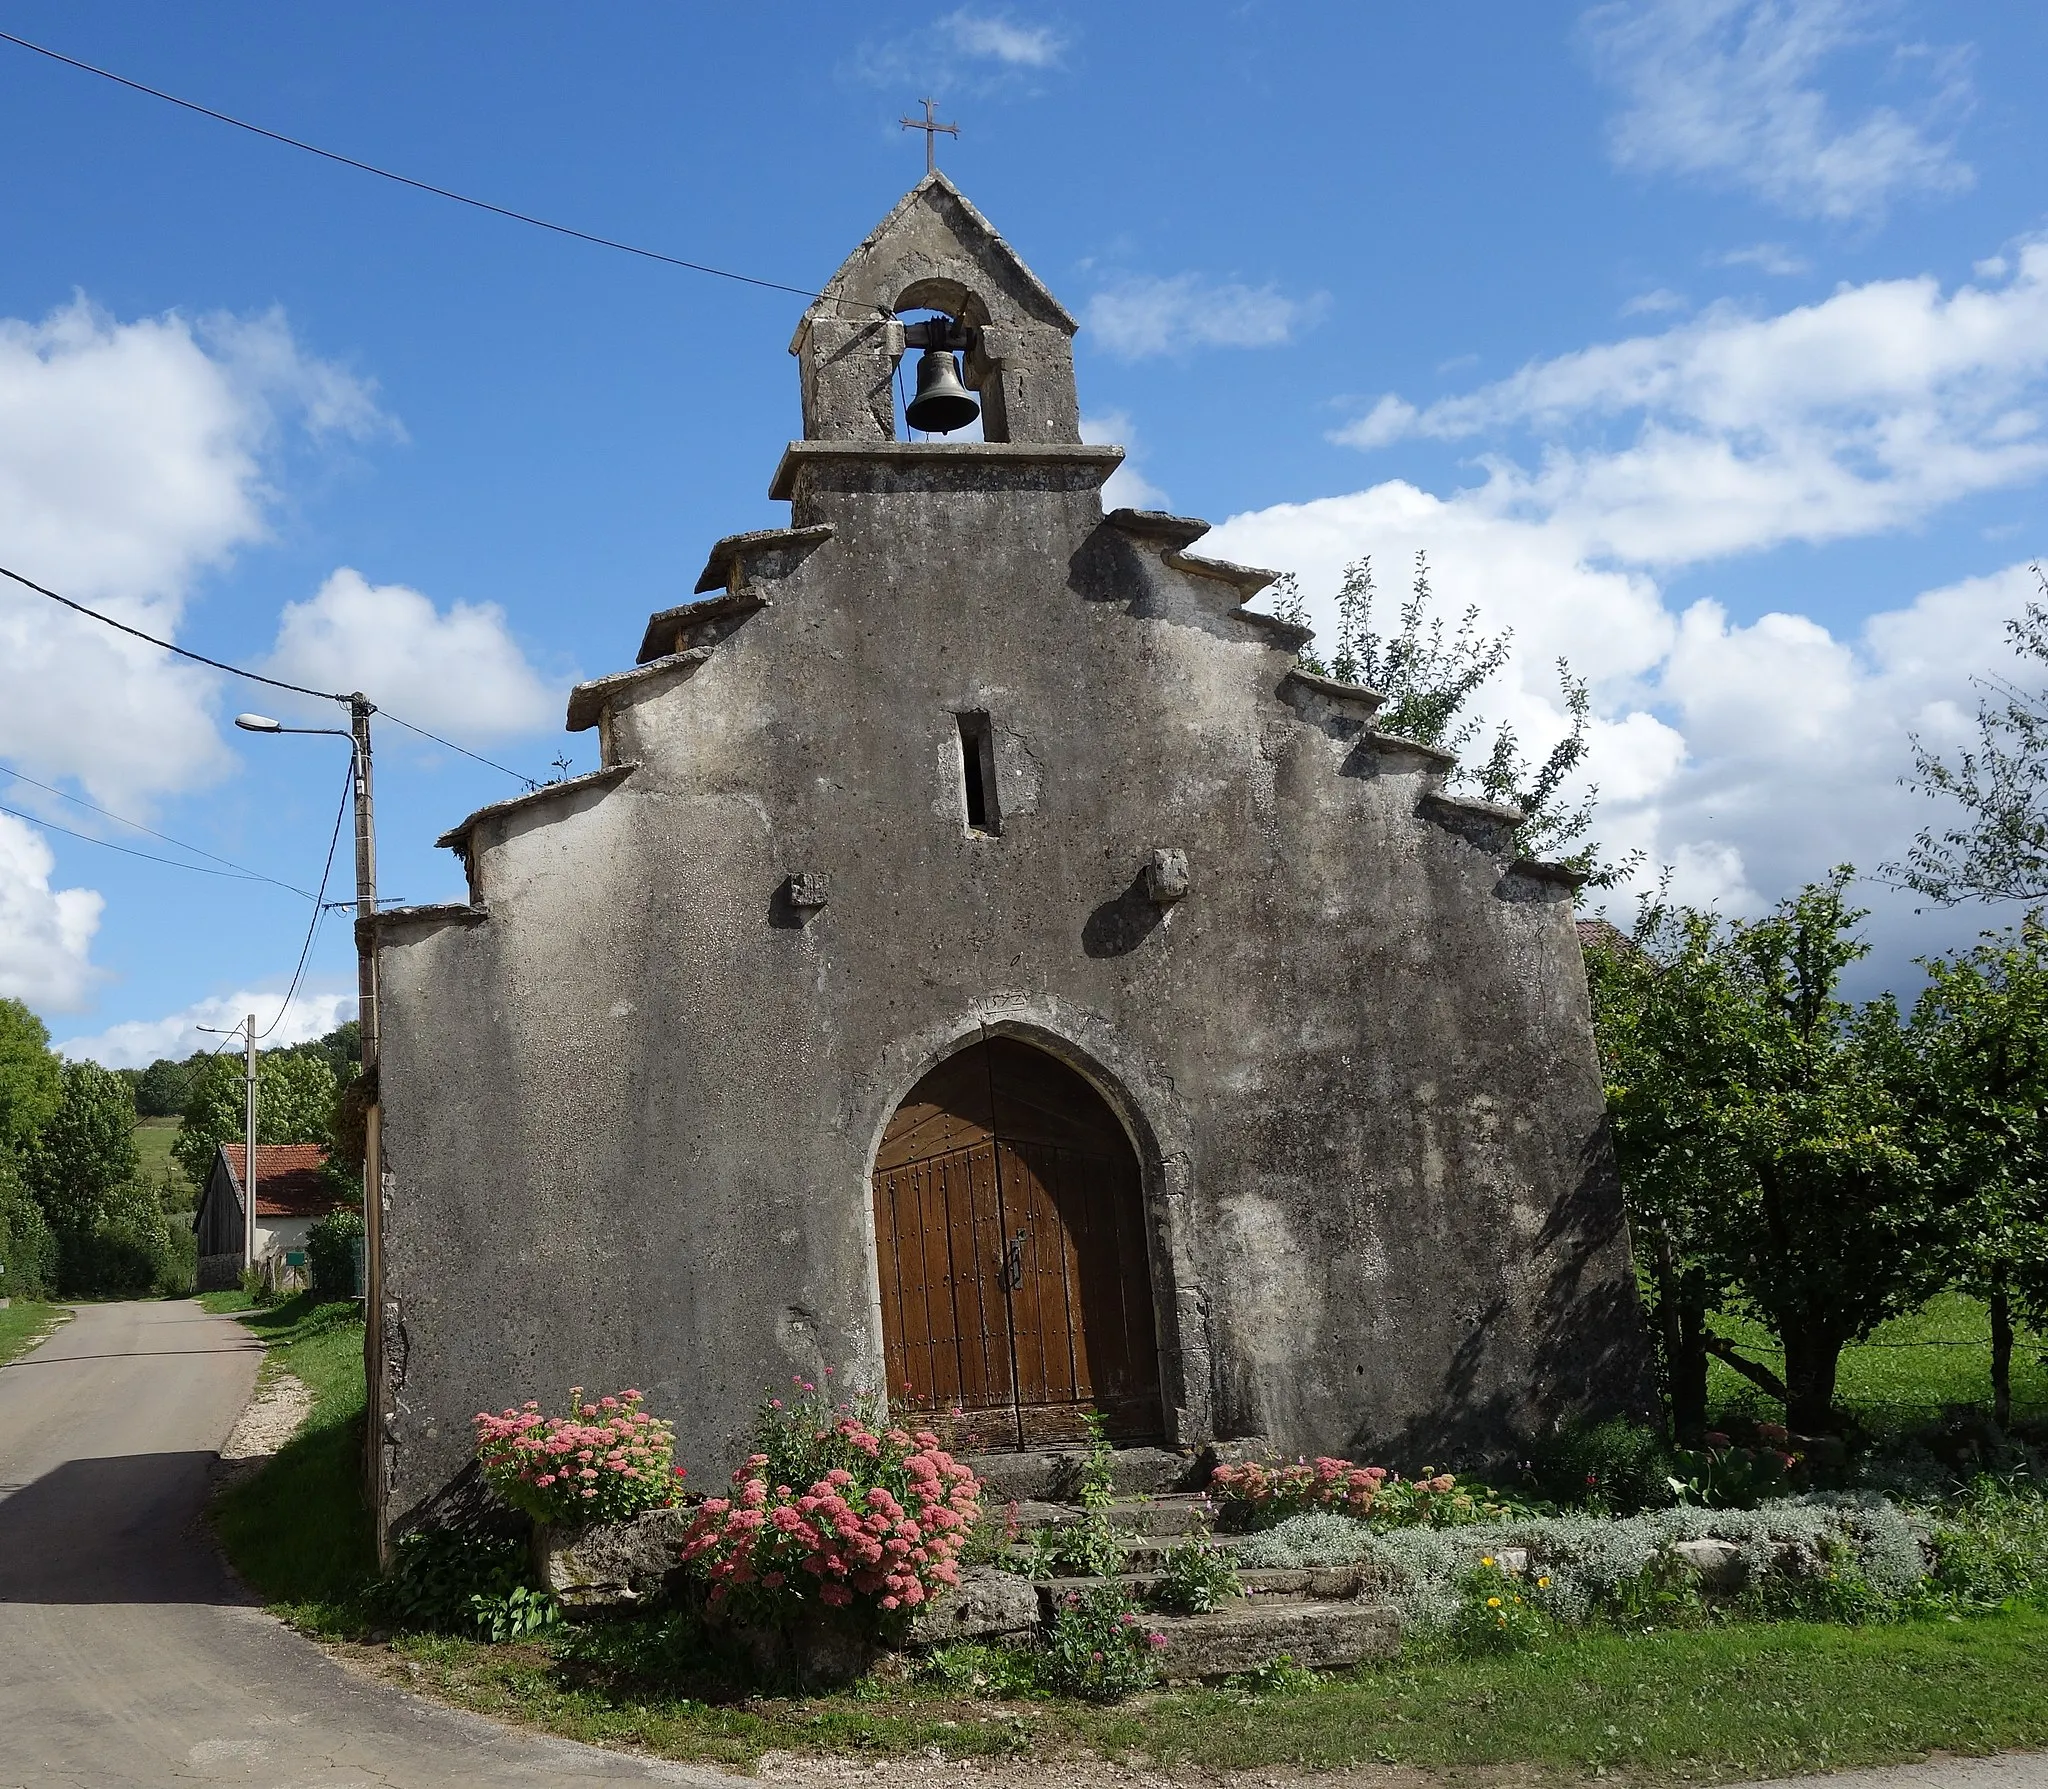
[368,174,1651,1537]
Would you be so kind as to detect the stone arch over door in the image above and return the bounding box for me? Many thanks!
[871,1037,1164,1450]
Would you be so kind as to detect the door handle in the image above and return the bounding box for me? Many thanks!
[1000,1229,1026,1292]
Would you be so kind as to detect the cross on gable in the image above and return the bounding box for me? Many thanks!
[899,98,959,173]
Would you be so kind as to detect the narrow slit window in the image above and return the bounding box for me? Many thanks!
[957,711,1000,835]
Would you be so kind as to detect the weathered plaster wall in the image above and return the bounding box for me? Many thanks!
[374,443,1650,1527]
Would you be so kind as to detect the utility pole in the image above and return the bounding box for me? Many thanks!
[243,1013,258,1273]
[349,692,386,1554]
[232,694,386,1552]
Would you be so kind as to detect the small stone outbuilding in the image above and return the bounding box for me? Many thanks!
[368,174,1651,1538]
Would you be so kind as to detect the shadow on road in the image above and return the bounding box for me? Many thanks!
[0,1451,255,1607]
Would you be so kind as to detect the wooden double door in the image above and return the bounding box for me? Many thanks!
[872,1040,1163,1449]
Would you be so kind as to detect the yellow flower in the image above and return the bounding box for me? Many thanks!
[1481,1556,1495,1567]
[1486,1596,1502,1608]
[1538,1576,1551,1588]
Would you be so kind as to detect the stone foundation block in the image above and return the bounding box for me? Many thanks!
[531,1506,697,1607]
[901,1566,1042,1649]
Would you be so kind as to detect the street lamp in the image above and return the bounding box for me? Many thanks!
[239,693,386,1531]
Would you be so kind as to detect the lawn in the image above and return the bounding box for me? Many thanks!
[134,1116,194,1209]
[1707,1292,2048,1428]
[0,1299,65,1363]
[357,1607,2048,1779]
[208,1286,2048,1780]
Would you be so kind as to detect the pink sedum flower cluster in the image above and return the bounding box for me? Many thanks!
[1210,1455,1464,1525]
[473,1388,684,1526]
[677,1419,982,1620]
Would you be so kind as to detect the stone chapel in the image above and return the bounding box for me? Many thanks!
[368,174,1651,1538]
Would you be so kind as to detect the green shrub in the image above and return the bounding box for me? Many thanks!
[1035,1582,1166,1701]
[1149,1533,1241,1613]
[378,1525,558,1640]
[1528,1418,1678,1514]
[59,1184,193,1297]
[306,1208,363,1298]
[0,1154,57,1299]
[1223,1653,1320,1695]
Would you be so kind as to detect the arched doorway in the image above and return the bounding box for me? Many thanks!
[872,1039,1163,1449]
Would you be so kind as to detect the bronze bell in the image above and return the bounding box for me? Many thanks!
[904,345,979,434]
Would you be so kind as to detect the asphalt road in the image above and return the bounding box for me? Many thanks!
[0,1299,722,1788]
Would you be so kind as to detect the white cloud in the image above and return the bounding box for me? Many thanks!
[942,9,1066,67]
[57,987,356,1069]
[0,814,103,1012]
[849,9,1068,90]
[1716,242,1813,276]
[1584,0,1973,221]
[1623,288,1689,316]
[1084,275,1327,360]
[1332,241,2048,566]
[262,568,558,742]
[0,299,387,812]
[1081,411,1168,512]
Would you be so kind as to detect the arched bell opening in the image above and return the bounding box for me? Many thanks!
[892,280,1008,443]
[870,1036,1165,1451]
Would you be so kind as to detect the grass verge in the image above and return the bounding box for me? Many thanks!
[342,1605,2048,1779]
[208,1289,375,1609]
[0,1299,65,1363]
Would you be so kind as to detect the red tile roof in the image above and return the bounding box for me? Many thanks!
[220,1143,339,1219]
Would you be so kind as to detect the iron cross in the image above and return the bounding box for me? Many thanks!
[899,98,959,173]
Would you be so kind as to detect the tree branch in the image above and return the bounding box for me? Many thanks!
[1701,1333,1790,1403]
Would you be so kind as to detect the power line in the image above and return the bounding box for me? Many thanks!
[0,799,303,888]
[377,711,538,791]
[256,756,353,1041]
[0,560,541,787]
[0,562,342,701]
[0,764,317,898]
[0,29,858,309]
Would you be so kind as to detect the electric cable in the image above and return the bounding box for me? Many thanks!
[255,753,354,1041]
[0,763,318,897]
[0,560,542,786]
[0,28,876,311]
[0,561,342,701]
[375,711,538,790]
[0,799,307,889]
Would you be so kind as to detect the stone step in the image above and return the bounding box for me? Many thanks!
[1007,1493,1214,1537]
[1149,1599,1401,1682]
[966,1445,1192,1502]
[1032,1562,1388,1612]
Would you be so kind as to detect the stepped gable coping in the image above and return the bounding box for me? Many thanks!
[693,523,836,596]
[792,170,1079,343]
[435,762,638,853]
[357,901,489,951]
[1421,788,1527,828]
[1369,728,1458,768]
[1104,506,1290,632]
[1285,667,1385,715]
[567,650,709,732]
[1509,856,1590,888]
[636,589,767,666]
[1104,507,1210,550]
[767,439,1123,501]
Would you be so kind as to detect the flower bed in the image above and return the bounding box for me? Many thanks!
[677,1402,982,1626]
[473,1388,683,1525]
[1209,1455,1505,1529]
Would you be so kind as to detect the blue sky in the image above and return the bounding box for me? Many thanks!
[1,0,2044,1060]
